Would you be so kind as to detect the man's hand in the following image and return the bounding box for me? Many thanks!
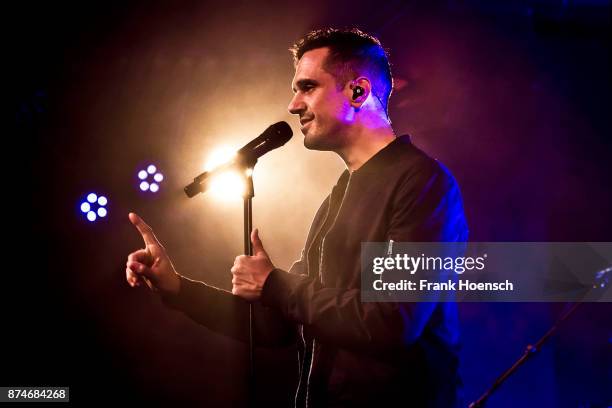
[126,212,181,295]
[231,229,275,301]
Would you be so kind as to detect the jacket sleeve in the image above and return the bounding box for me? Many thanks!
[160,256,305,348]
[159,194,334,348]
[260,162,468,352]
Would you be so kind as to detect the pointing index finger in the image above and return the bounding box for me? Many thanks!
[129,212,160,247]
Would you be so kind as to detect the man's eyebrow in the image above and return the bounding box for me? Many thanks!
[292,79,318,93]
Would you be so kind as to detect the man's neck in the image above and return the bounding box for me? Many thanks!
[337,125,396,172]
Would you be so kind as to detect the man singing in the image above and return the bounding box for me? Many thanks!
[126,28,468,407]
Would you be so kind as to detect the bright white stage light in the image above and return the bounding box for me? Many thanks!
[97,208,107,217]
[97,196,107,206]
[87,193,97,203]
[202,146,246,200]
[204,146,237,171]
[147,165,157,174]
[208,171,246,200]
[150,183,159,193]
[80,202,91,213]
[87,211,97,222]
[140,181,150,191]
[153,173,164,182]
[138,170,148,180]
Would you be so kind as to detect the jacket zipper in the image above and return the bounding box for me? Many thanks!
[319,173,353,284]
[306,173,353,407]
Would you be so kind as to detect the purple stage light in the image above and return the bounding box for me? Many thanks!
[136,164,164,193]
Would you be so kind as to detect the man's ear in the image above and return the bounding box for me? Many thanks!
[348,77,372,107]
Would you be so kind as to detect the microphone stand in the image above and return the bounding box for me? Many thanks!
[468,302,581,408]
[242,163,256,404]
[469,266,610,407]
[187,155,258,402]
[183,121,293,405]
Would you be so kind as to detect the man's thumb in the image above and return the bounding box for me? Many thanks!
[251,228,267,256]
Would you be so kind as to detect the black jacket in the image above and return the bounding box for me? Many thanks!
[163,135,468,407]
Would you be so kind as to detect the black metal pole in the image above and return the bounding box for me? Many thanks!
[243,172,255,403]
[468,302,582,408]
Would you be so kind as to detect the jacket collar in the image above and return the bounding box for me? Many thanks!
[352,134,412,177]
[331,134,413,188]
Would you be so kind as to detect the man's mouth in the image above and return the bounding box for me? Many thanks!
[300,117,313,127]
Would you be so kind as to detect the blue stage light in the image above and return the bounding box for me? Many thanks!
[80,192,108,222]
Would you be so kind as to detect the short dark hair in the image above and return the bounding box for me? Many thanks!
[290,28,393,114]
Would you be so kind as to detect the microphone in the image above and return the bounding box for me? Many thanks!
[184,121,293,197]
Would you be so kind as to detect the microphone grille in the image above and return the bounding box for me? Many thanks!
[271,121,293,141]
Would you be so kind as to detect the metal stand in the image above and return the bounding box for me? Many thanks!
[243,171,255,402]
[468,302,581,408]
[469,266,610,407]
[182,125,294,404]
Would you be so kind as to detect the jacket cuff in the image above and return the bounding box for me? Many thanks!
[260,268,309,313]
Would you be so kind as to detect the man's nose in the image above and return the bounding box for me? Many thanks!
[288,94,305,115]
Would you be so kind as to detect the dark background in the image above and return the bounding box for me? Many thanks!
[9,0,612,406]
